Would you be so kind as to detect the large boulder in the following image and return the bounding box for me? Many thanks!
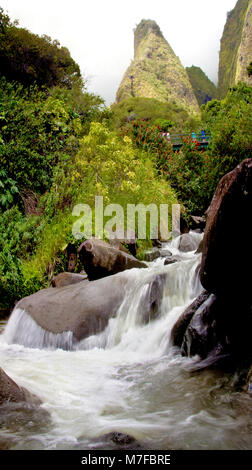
[10,269,164,348]
[78,238,147,281]
[171,159,252,373]
[16,272,129,344]
[200,158,252,301]
[0,367,41,406]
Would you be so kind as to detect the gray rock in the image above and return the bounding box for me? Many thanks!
[52,272,88,288]
[15,270,162,347]
[144,248,160,261]
[160,249,172,258]
[0,367,41,406]
[164,256,179,266]
[179,233,199,252]
[171,290,210,348]
[78,238,147,281]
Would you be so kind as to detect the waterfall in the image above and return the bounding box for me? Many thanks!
[3,308,74,351]
[2,232,203,353]
[2,232,252,451]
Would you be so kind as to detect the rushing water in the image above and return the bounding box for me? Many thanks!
[1,232,252,450]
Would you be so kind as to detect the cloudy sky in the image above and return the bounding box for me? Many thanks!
[1,0,237,104]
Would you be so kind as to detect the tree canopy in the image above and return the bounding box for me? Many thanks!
[0,7,81,89]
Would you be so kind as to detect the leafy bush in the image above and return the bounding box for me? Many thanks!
[0,169,18,209]
[0,207,43,310]
[0,78,106,202]
[0,7,81,89]
[23,122,178,289]
[110,96,201,133]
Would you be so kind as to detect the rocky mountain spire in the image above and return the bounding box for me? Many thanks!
[116,20,199,113]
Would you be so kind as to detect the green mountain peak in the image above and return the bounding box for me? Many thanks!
[116,19,199,113]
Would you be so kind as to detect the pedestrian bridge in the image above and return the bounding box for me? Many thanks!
[167,133,211,151]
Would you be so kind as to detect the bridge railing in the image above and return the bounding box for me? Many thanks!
[169,133,212,145]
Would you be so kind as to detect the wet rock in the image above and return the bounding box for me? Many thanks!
[164,256,179,266]
[140,274,167,323]
[83,432,141,450]
[172,292,252,370]
[52,272,88,288]
[200,158,252,301]
[78,238,147,281]
[16,271,130,344]
[14,269,160,348]
[181,294,220,358]
[160,249,172,258]
[144,248,160,262]
[179,233,199,252]
[0,367,42,406]
[171,290,210,348]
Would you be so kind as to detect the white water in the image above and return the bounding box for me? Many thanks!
[1,232,252,450]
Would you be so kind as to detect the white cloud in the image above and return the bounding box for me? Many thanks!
[1,0,238,104]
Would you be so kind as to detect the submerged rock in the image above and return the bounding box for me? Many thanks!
[78,238,147,281]
[164,256,180,266]
[0,368,50,450]
[77,431,141,450]
[0,367,42,406]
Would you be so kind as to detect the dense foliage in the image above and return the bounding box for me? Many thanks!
[0,7,251,316]
[0,7,81,88]
[118,83,252,215]
[111,96,201,133]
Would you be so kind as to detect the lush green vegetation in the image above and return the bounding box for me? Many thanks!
[117,83,252,215]
[186,66,218,106]
[0,10,178,313]
[0,7,251,316]
[0,7,81,89]
[110,96,201,133]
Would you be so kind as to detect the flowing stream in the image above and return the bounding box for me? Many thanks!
[1,232,252,450]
